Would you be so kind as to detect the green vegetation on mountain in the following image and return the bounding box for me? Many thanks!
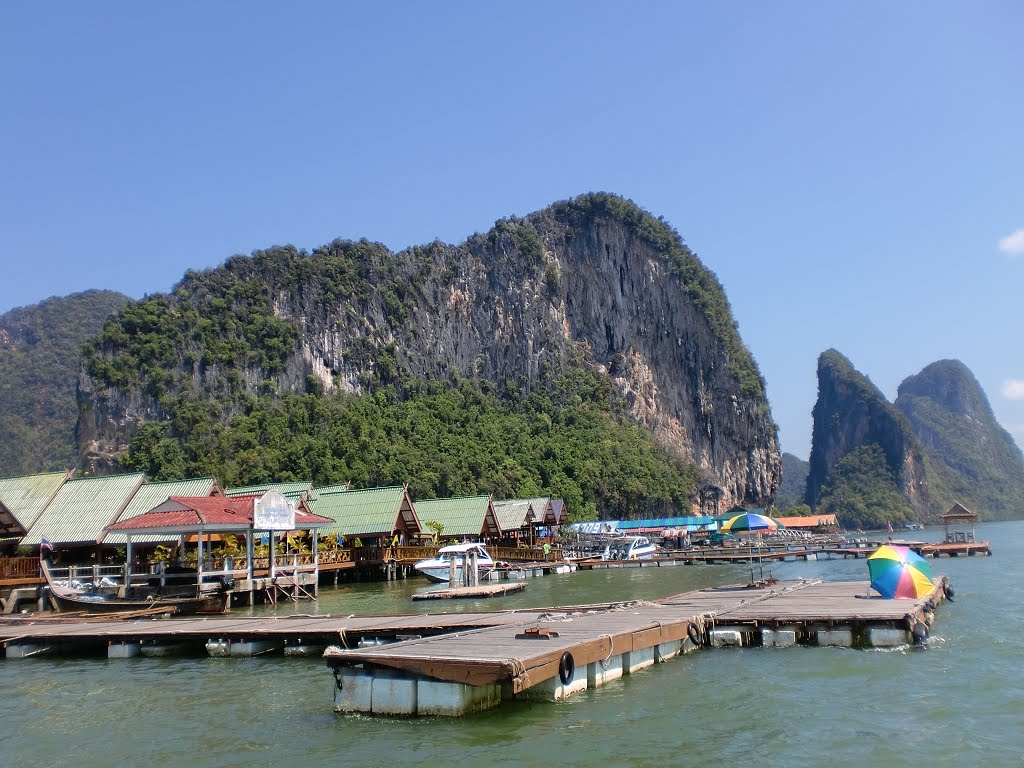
[120,370,701,523]
[75,192,778,513]
[0,290,130,474]
[895,360,1024,521]
[813,444,915,529]
[807,351,1024,526]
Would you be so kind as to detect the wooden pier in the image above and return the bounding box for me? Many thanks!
[575,539,991,569]
[0,576,952,716]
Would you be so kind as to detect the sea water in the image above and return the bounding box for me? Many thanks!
[2,521,1021,767]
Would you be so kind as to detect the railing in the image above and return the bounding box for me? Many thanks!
[0,556,42,580]
[491,546,563,562]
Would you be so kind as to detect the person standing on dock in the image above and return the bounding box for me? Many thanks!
[543,542,551,561]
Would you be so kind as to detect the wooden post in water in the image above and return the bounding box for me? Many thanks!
[448,555,457,588]
[470,550,479,587]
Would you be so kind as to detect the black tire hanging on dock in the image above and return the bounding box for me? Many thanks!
[943,582,955,602]
[687,622,701,646]
[558,651,575,685]
[912,621,929,647]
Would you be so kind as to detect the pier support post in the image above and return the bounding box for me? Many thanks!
[816,628,853,647]
[370,669,418,715]
[108,641,143,658]
[761,629,797,648]
[4,643,53,659]
[710,629,744,647]
[623,645,656,673]
[654,639,683,662]
[519,672,587,701]
[417,679,501,716]
[587,655,624,687]
[868,627,909,647]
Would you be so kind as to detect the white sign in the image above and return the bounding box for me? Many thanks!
[254,488,295,531]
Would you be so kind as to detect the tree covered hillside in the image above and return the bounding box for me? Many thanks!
[78,193,780,514]
[0,290,130,474]
[120,370,701,523]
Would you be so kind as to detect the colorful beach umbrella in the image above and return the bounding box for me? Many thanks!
[867,545,933,599]
[720,512,784,534]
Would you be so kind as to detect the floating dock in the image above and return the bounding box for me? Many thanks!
[576,539,990,569]
[0,576,951,716]
[412,583,526,600]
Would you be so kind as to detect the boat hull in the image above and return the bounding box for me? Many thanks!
[416,565,495,584]
[48,590,230,615]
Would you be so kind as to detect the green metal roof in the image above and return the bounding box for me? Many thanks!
[0,471,68,536]
[225,481,313,502]
[103,477,219,544]
[414,495,499,539]
[23,473,146,546]
[493,499,535,532]
[305,485,419,538]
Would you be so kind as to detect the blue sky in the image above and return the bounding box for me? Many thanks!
[2,2,1022,458]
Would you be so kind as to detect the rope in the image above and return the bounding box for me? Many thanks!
[597,633,614,669]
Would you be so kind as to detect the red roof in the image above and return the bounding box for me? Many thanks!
[106,495,332,532]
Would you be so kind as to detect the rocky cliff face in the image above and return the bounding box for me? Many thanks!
[805,349,930,514]
[77,193,780,510]
[895,359,1024,519]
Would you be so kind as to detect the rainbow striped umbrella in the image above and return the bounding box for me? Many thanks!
[867,545,933,599]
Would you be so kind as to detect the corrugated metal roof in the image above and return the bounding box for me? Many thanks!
[306,485,413,538]
[225,481,313,502]
[550,499,565,524]
[107,495,333,534]
[524,497,556,525]
[414,495,498,538]
[23,473,146,546]
[103,477,218,543]
[0,471,68,536]
[493,499,534,532]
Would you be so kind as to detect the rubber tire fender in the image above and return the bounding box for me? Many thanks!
[558,651,575,685]
[943,582,955,602]
[687,622,701,646]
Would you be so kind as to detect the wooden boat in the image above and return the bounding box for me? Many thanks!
[40,556,230,615]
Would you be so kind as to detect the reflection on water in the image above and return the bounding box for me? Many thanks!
[2,522,1021,768]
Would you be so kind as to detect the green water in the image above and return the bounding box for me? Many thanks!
[3,522,1021,767]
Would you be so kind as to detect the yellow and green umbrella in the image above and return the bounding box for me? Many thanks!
[867,545,933,599]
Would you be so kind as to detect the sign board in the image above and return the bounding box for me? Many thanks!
[254,488,295,531]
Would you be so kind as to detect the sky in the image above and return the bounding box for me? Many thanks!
[2,2,1022,459]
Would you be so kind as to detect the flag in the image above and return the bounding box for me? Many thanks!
[40,536,53,552]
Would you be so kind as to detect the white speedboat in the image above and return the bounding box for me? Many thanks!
[414,543,496,583]
[604,535,658,561]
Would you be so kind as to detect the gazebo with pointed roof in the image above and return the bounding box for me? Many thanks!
[940,502,978,543]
